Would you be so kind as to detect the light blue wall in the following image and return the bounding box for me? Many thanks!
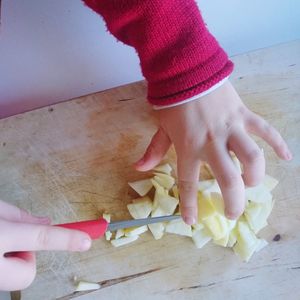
[200,0,300,55]
[0,0,299,117]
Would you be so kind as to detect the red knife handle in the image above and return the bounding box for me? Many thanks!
[56,218,109,240]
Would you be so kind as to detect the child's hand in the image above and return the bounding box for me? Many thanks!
[0,200,91,291]
[135,81,292,224]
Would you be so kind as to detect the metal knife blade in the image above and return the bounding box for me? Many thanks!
[108,214,181,232]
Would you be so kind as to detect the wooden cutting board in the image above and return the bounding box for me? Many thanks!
[1,41,299,300]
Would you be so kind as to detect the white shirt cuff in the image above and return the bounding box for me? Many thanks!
[152,77,228,110]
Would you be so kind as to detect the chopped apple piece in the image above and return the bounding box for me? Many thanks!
[246,184,272,203]
[165,219,192,237]
[105,231,112,241]
[227,227,238,247]
[128,179,153,196]
[151,206,166,217]
[153,173,175,190]
[111,235,139,247]
[201,163,214,179]
[192,228,211,248]
[198,179,215,191]
[203,214,229,240]
[127,196,152,219]
[148,222,165,240]
[214,233,229,247]
[152,182,169,210]
[244,200,273,233]
[115,229,125,239]
[102,213,111,222]
[198,193,217,221]
[210,192,224,215]
[75,281,101,292]
[124,225,148,237]
[154,194,178,215]
[233,221,260,262]
[153,163,173,175]
[192,223,204,231]
[172,185,179,199]
[232,155,242,174]
[263,175,279,191]
[255,239,268,252]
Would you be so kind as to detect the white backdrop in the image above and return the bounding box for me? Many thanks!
[0,0,299,118]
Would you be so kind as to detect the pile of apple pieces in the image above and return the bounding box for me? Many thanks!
[105,162,278,262]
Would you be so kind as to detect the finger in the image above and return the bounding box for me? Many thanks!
[177,156,201,225]
[1,220,92,253]
[245,111,292,160]
[0,200,50,224]
[206,141,245,219]
[228,129,265,186]
[134,128,171,171]
[0,254,36,291]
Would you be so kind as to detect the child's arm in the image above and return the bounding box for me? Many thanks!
[83,0,232,105]
[83,0,292,224]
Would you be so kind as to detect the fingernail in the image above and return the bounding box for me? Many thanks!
[184,216,196,225]
[285,150,292,161]
[135,158,145,167]
[80,238,92,251]
[225,211,238,220]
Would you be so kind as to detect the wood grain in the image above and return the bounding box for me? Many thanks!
[0,41,299,300]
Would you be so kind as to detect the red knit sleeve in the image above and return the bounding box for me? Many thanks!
[83,0,233,106]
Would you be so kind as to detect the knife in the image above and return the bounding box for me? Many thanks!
[57,215,181,239]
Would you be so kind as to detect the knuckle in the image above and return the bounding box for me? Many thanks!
[182,135,198,149]
[245,149,263,164]
[263,122,273,134]
[178,181,198,193]
[205,129,217,142]
[238,105,248,116]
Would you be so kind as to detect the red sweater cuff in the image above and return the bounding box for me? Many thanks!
[83,0,233,106]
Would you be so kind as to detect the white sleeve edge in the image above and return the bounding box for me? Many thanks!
[152,77,229,110]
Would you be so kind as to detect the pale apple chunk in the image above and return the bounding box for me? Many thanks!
[233,221,260,262]
[165,219,192,237]
[75,281,100,292]
[192,228,211,248]
[263,175,279,191]
[148,222,165,240]
[153,173,175,190]
[105,231,112,241]
[245,184,272,203]
[128,179,153,196]
[153,163,173,175]
[124,225,148,237]
[127,196,152,219]
[154,194,178,215]
[115,229,125,239]
[111,235,139,247]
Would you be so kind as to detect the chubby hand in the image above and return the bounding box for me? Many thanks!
[135,81,292,224]
[0,200,91,291]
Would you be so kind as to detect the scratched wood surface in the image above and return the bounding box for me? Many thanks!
[0,41,299,300]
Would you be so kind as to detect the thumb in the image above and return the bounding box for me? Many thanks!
[134,128,171,171]
[2,220,92,253]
